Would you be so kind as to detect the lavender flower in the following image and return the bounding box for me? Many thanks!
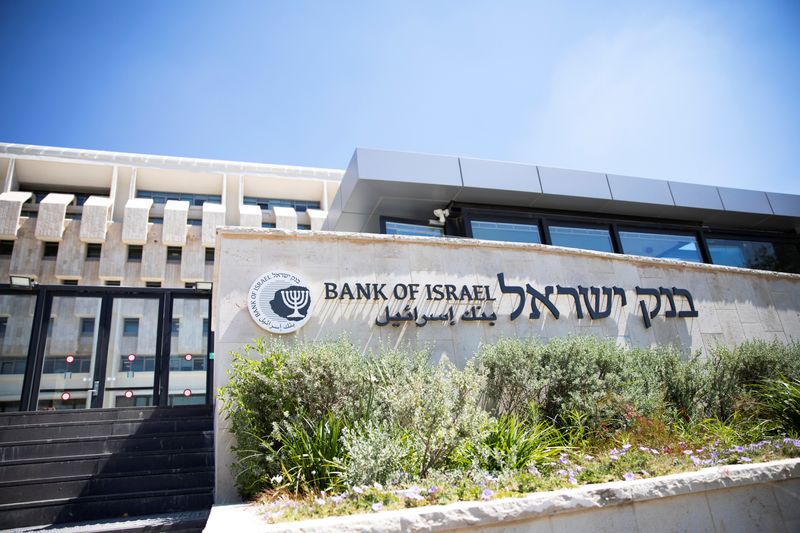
[352,485,364,494]
[623,472,635,481]
[740,456,752,463]
[527,465,541,476]
[568,476,578,484]
[622,444,632,451]
[691,456,701,466]
[314,497,325,506]
[373,482,383,490]
[481,488,494,501]
[372,502,383,512]
[428,486,438,494]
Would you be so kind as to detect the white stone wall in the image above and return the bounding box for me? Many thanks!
[211,229,800,503]
[204,459,800,533]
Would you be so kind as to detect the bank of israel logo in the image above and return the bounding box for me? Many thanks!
[248,272,312,334]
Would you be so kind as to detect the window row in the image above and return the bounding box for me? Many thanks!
[243,197,320,212]
[382,217,800,274]
[138,190,222,206]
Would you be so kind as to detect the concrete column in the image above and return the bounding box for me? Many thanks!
[98,222,125,283]
[163,200,189,246]
[307,208,327,231]
[55,221,85,281]
[0,191,32,239]
[9,219,43,279]
[35,193,74,242]
[273,206,298,230]
[238,204,261,228]
[122,198,153,245]
[181,226,205,282]
[201,203,225,248]
[2,159,15,193]
[80,196,113,243]
[141,223,166,282]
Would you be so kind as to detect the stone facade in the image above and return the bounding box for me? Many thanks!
[212,228,800,503]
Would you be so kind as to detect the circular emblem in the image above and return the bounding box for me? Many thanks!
[248,271,313,334]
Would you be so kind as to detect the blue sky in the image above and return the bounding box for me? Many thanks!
[1,1,798,193]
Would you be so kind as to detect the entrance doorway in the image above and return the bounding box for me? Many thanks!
[0,286,212,412]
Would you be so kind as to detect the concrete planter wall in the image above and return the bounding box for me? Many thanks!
[205,459,800,533]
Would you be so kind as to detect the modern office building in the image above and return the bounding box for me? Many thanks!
[0,142,798,527]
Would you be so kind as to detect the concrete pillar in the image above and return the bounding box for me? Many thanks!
[9,219,43,279]
[181,226,205,282]
[80,196,113,243]
[201,203,225,248]
[163,200,189,246]
[55,221,85,281]
[122,198,153,245]
[307,208,327,231]
[238,204,261,228]
[98,222,125,282]
[273,206,298,230]
[0,191,32,239]
[2,159,16,193]
[35,193,74,242]
[141,223,166,282]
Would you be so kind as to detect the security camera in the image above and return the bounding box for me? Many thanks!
[433,208,450,225]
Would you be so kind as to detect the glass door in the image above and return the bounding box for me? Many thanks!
[102,296,163,408]
[36,295,104,410]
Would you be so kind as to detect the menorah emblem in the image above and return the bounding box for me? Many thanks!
[281,288,310,318]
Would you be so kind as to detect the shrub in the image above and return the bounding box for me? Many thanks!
[341,420,414,486]
[268,413,349,494]
[372,351,488,478]
[477,336,663,431]
[218,338,373,497]
[705,340,800,419]
[459,413,567,473]
[753,377,800,435]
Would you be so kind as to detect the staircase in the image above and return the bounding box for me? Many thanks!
[0,405,214,531]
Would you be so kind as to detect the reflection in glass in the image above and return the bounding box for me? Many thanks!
[707,238,800,273]
[168,298,209,405]
[619,231,703,263]
[384,221,444,237]
[37,297,102,410]
[0,295,36,411]
[549,225,613,253]
[471,220,541,244]
[103,299,159,408]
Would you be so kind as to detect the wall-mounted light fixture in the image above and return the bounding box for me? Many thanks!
[9,275,37,289]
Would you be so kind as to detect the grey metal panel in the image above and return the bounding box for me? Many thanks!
[458,157,541,193]
[608,174,674,205]
[668,182,724,210]
[538,167,611,200]
[766,192,800,217]
[353,148,462,187]
[718,187,773,215]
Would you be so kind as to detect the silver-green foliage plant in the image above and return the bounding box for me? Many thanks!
[372,351,488,478]
[341,420,413,486]
[218,338,372,497]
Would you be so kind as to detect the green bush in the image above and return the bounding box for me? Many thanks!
[753,377,800,435]
[372,351,488,478]
[218,338,373,497]
[705,340,800,419]
[341,420,413,486]
[459,413,567,473]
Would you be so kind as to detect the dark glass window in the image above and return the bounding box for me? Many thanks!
[86,243,102,260]
[261,222,276,229]
[0,317,6,337]
[166,247,182,263]
[105,280,121,286]
[128,245,143,262]
[138,190,221,206]
[123,318,139,337]
[61,279,78,285]
[148,217,164,224]
[187,219,202,226]
[619,230,702,263]
[385,221,444,237]
[79,318,94,336]
[43,242,59,259]
[121,355,156,372]
[171,318,180,336]
[145,281,161,288]
[204,248,215,263]
[298,224,311,230]
[0,240,14,256]
[549,225,613,253]
[169,355,207,371]
[707,238,800,274]
[243,197,320,212]
[202,318,209,336]
[43,356,91,373]
[471,220,540,244]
